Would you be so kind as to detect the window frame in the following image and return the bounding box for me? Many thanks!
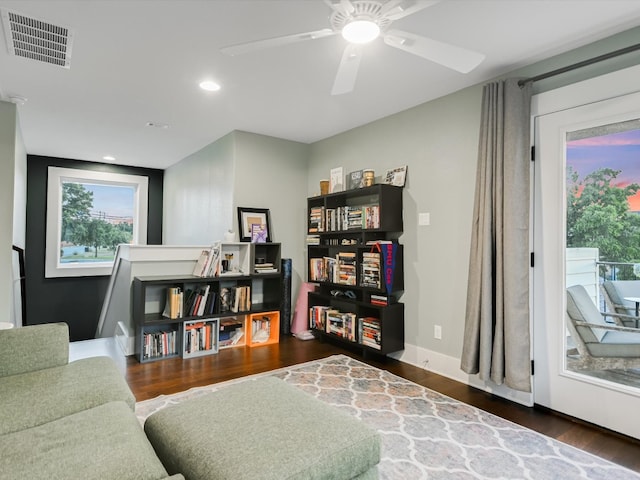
[45,167,148,278]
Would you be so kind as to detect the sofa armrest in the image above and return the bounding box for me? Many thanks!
[0,323,69,377]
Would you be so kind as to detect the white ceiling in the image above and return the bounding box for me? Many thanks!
[1,0,640,170]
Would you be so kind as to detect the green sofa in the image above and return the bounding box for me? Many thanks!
[0,323,184,480]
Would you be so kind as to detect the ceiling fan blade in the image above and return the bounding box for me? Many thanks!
[324,0,355,14]
[383,29,485,73]
[221,28,336,56]
[381,0,440,20]
[331,44,362,96]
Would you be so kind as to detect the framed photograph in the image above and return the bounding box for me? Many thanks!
[330,166,344,193]
[347,170,364,189]
[384,165,408,187]
[237,207,271,242]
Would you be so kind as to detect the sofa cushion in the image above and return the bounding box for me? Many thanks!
[144,376,381,480]
[0,323,69,377]
[0,356,135,435]
[0,401,171,480]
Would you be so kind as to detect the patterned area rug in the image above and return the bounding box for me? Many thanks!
[136,354,640,479]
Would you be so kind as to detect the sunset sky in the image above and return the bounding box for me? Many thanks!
[566,128,640,211]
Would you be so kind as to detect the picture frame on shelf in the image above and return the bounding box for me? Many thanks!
[251,223,268,243]
[384,165,408,187]
[330,166,344,193]
[347,170,364,189]
[237,207,271,242]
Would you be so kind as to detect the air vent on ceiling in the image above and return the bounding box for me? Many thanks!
[1,8,74,68]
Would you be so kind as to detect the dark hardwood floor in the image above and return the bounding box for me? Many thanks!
[126,335,640,473]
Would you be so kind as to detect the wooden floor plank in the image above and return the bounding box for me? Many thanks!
[127,336,640,473]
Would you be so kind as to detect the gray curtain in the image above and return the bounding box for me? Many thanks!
[460,78,532,392]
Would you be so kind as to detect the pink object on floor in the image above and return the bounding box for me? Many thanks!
[291,282,318,334]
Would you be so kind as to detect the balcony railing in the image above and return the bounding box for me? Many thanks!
[596,261,640,282]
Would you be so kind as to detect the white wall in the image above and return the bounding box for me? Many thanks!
[0,100,26,326]
[163,132,235,244]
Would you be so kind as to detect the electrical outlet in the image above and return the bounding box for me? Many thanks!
[418,212,430,226]
[434,325,442,340]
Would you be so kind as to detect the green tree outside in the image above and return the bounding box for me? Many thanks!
[567,167,640,279]
[61,182,133,260]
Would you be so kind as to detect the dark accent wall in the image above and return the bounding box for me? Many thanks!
[26,155,163,341]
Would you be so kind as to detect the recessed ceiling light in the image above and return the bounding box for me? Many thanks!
[199,80,221,92]
[103,155,116,161]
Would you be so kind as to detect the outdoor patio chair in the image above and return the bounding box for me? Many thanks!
[566,284,640,370]
[602,280,640,326]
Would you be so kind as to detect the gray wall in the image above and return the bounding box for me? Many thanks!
[309,85,482,360]
[233,131,309,296]
[163,131,236,244]
[0,100,26,326]
[163,130,309,322]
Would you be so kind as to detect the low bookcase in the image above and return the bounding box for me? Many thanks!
[133,243,283,363]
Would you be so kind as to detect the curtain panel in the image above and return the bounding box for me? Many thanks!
[461,79,532,392]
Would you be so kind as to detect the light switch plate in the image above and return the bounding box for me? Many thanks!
[418,212,430,226]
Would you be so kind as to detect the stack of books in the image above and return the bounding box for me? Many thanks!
[360,251,381,288]
[254,263,278,274]
[359,317,381,350]
[337,252,357,285]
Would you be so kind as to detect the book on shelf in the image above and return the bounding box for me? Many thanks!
[360,251,381,289]
[192,243,221,277]
[184,286,216,317]
[219,317,245,347]
[309,206,325,233]
[326,310,357,341]
[370,294,395,306]
[337,252,357,286]
[251,315,273,343]
[143,329,178,359]
[309,257,336,283]
[358,317,381,350]
[309,305,330,330]
[184,321,214,353]
[162,287,183,319]
[254,262,278,274]
[220,285,251,313]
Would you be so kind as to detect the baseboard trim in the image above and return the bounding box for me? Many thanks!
[390,343,534,407]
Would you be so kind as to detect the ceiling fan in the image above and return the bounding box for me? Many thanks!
[220,0,485,95]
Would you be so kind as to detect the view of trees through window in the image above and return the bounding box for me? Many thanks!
[60,181,135,264]
[566,120,640,280]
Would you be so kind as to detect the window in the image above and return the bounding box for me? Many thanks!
[45,167,148,278]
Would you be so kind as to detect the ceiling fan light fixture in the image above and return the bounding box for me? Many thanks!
[342,19,380,44]
[199,80,221,92]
